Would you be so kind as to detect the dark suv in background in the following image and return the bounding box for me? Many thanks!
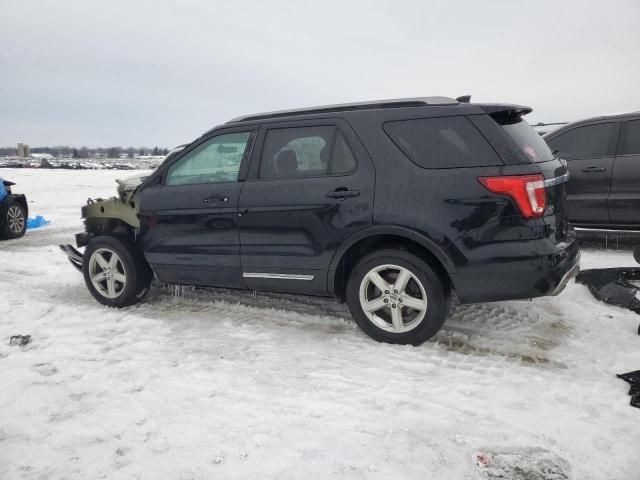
[544,112,640,228]
[64,96,579,345]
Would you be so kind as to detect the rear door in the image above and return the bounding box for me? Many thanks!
[609,118,640,225]
[545,121,618,225]
[139,129,255,288]
[238,119,374,296]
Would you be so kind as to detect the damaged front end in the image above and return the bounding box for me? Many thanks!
[59,174,147,271]
[59,243,84,271]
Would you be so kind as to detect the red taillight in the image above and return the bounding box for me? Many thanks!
[478,174,546,218]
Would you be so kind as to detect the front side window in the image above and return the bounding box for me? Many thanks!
[166,132,251,186]
[546,123,614,160]
[384,116,501,169]
[618,119,640,156]
[259,126,356,179]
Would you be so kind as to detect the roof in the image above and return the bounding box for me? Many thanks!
[227,96,459,123]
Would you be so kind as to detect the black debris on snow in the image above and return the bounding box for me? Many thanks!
[9,335,31,346]
[575,267,640,315]
[617,370,640,410]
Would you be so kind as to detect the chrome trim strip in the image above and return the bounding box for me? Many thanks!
[242,272,315,281]
[575,227,640,234]
[543,172,570,187]
[550,254,580,296]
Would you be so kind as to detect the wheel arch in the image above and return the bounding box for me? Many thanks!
[84,217,136,239]
[328,226,455,299]
[3,194,28,217]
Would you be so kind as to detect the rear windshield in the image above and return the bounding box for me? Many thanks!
[500,117,554,163]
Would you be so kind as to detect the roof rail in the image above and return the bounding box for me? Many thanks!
[227,96,459,123]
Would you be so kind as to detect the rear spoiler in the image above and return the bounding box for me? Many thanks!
[479,104,533,125]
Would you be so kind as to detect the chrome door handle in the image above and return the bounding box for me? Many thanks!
[203,195,229,203]
[325,189,360,199]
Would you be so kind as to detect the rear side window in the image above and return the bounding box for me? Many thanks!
[384,116,501,169]
[546,123,615,160]
[618,119,640,155]
[259,126,356,179]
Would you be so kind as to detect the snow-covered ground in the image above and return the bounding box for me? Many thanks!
[1,168,639,479]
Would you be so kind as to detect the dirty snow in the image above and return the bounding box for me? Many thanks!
[0,168,639,479]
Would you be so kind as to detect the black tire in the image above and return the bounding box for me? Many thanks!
[1,198,27,239]
[82,235,152,308]
[345,248,449,345]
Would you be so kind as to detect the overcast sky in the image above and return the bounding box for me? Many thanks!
[1,0,639,148]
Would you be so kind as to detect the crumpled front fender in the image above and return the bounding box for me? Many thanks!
[81,194,140,228]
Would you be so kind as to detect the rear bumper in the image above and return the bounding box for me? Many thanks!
[550,257,580,296]
[450,235,580,304]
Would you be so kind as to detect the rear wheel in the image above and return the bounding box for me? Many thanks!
[345,249,449,345]
[1,199,26,239]
[82,235,152,308]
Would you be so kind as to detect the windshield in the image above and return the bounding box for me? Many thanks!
[501,118,554,163]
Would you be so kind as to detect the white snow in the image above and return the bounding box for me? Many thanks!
[1,168,639,479]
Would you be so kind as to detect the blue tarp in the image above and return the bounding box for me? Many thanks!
[27,216,51,229]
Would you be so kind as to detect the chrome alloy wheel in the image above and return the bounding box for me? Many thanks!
[358,264,428,333]
[7,205,25,234]
[88,248,127,299]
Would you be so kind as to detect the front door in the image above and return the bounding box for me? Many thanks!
[139,130,255,288]
[239,121,374,296]
[609,118,640,225]
[546,121,618,225]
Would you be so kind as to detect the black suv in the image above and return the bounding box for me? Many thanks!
[543,112,640,229]
[64,96,579,345]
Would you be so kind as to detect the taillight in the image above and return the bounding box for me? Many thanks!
[478,174,546,218]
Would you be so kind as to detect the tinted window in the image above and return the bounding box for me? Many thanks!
[547,123,614,160]
[166,132,251,186]
[501,119,554,163]
[384,116,501,169]
[618,119,640,155]
[259,126,356,179]
[330,131,357,174]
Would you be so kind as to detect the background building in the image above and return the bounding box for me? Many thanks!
[17,142,31,157]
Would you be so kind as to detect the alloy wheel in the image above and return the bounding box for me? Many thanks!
[7,205,25,234]
[358,264,428,333]
[88,248,127,299]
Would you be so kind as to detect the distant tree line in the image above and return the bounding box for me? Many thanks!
[0,146,170,158]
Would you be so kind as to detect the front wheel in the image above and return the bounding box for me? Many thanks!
[82,235,152,308]
[345,249,449,345]
[1,199,27,239]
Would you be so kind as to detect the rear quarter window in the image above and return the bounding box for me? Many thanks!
[501,118,554,163]
[384,116,501,169]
